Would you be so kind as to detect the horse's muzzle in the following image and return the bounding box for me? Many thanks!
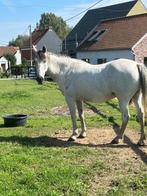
[36,76,43,85]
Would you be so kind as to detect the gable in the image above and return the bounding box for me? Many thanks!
[0,56,7,62]
[127,0,147,16]
[32,29,48,45]
[37,29,61,45]
[36,29,62,53]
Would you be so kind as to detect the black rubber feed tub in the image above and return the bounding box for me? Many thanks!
[2,114,28,127]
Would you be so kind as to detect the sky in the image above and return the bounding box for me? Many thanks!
[0,0,147,45]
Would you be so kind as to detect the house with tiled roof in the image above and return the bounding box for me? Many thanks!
[77,13,147,65]
[21,27,62,65]
[63,0,147,57]
[0,46,21,72]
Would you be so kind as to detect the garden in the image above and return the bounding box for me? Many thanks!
[0,79,146,195]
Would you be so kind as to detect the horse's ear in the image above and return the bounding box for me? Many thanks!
[32,45,37,52]
[42,46,47,53]
[32,45,38,58]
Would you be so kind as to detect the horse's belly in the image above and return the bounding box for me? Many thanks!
[76,89,114,102]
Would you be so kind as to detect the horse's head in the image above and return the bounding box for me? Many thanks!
[33,45,48,85]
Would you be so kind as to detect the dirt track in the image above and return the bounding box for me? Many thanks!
[54,128,147,163]
[51,105,147,163]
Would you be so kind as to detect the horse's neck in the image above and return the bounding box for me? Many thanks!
[48,54,67,81]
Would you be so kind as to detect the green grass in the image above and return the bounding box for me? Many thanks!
[0,79,146,196]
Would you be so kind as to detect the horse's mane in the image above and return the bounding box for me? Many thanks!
[48,52,92,69]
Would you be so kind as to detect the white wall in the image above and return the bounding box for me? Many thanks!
[77,49,134,64]
[0,56,8,71]
[37,29,62,54]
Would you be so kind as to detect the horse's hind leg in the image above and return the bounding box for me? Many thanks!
[111,99,130,144]
[133,92,146,146]
[76,100,87,138]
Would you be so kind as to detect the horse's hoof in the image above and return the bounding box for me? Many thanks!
[78,134,86,139]
[137,140,145,146]
[110,139,119,144]
[68,137,76,142]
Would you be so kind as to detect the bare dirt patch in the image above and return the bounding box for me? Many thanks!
[54,127,147,175]
[55,128,147,148]
[50,105,94,116]
[54,128,147,195]
[51,105,146,146]
[51,105,147,159]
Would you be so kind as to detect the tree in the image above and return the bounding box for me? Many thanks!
[8,13,71,46]
[4,54,16,67]
[38,13,71,40]
[9,35,29,47]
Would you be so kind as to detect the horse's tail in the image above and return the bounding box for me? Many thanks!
[137,63,147,124]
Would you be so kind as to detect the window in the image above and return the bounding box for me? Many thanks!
[69,50,76,57]
[82,58,90,63]
[97,58,107,64]
[88,30,106,42]
[144,57,147,67]
[1,64,6,72]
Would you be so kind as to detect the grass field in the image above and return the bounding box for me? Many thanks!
[0,79,146,195]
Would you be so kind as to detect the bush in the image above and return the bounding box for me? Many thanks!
[11,66,25,76]
[0,70,11,78]
[22,59,29,67]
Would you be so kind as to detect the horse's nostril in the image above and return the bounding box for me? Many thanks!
[36,77,43,85]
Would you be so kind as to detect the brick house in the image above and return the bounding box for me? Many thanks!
[21,27,62,65]
[0,46,21,72]
[77,13,147,65]
[63,0,147,57]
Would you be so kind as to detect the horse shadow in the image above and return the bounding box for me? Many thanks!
[0,133,146,164]
[0,102,146,164]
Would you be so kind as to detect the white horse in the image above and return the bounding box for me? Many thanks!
[34,46,147,145]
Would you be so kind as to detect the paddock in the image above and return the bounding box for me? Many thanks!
[0,79,146,195]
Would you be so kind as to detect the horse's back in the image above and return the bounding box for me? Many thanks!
[64,58,140,102]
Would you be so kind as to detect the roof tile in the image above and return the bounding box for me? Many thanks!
[23,29,49,47]
[66,0,137,42]
[78,13,147,51]
[0,46,19,57]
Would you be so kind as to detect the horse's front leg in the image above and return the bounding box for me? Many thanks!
[65,96,78,141]
[76,100,87,138]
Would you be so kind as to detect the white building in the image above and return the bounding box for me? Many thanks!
[64,0,147,57]
[77,14,147,65]
[0,56,8,72]
[21,27,62,65]
[0,46,21,72]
